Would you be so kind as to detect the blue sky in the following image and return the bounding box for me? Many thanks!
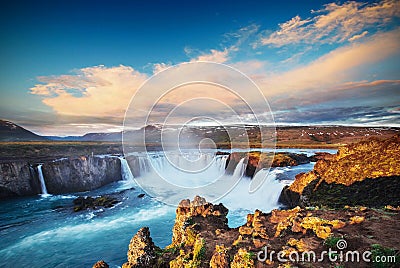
[0,0,399,135]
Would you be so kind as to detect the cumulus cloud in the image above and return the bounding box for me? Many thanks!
[153,62,172,74]
[259,0,400,47]
[190,48,230,63]
[30,65,148,118]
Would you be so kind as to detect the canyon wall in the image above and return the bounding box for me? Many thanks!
[0,156,122,199]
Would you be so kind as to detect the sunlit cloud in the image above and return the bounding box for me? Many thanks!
[348,30,368,42]
[190,48,230,63]
[258,29,400,95]
[258,0,400,47]
[30,65,148,118]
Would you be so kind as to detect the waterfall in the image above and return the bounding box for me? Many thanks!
[138,157,150,175]
[124,151,287,214]
[119,157,134,182]
[251,168,284,208]
[232,158,246,179]
[37,164,49,196]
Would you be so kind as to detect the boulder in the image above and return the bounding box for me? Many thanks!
[73,195,119,212]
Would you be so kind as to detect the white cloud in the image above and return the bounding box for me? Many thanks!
[191,48,230,63]
[153,62,172,74]
[30,65,148,117]
[348,30,368,42]
[258,29,400,95]
[259,0,400,47]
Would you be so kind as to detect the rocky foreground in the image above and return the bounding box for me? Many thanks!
[94,135,400,268]
[94,196,399,268]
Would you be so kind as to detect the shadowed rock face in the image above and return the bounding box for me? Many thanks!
[42,156,121,194]
[0,156,122,198]
[0,161,40,198]
[280,135,400,208]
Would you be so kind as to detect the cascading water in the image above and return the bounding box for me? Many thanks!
[232,158,246,179]
[119,157,134,182]
[37,164,49,196]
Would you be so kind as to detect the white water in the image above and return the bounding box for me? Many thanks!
[126,151,288,222]
[118,157,138,191]
[37,164,49,196]
[232,157,246,179]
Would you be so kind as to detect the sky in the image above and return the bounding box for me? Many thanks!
[0,0,399,135]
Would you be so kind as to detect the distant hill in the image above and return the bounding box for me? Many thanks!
[1,119,399,146]
[0,120,48,141]
[81,132,122,141]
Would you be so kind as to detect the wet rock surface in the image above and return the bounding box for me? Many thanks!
[73,195,119,212]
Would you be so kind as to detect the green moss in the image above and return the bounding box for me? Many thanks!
[370,244,399,268]
[324,235,343,248]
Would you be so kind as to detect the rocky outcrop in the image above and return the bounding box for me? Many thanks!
[73,195,119,212]
[168,196,229,248]
[226,152,312,177]
[280,135,400,208]
[42,156,121,194]
[92,260,109,268]
[122,227,158,268]
[107,196,399,267]
[0,156,122,199]
[0,161,40,198]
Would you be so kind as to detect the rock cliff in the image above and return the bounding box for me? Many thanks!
[113,196,399,267]
[0,156,122,198]
[226,152,312,178]
[42,156,121,194]
[279,135,400,208]
[0,161,40,198]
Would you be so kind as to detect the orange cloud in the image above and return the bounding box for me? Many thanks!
[259,0,400,47]
[30,65,148,117]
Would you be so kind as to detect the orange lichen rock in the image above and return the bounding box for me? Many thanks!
[349,216,365,224]
[385,205,400,211]
[270,207,346,239]
[169,196,228,248]
[288,135,400,194]
[210,245,229,268]
[270,206,301,237]
[231,248,255,268]
[289,171,318,193]
[239,210,269,239]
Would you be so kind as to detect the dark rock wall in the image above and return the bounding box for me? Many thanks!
[0,156,122,199]
[0,161,41,198]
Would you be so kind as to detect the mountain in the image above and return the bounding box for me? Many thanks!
[0,120,48,141]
